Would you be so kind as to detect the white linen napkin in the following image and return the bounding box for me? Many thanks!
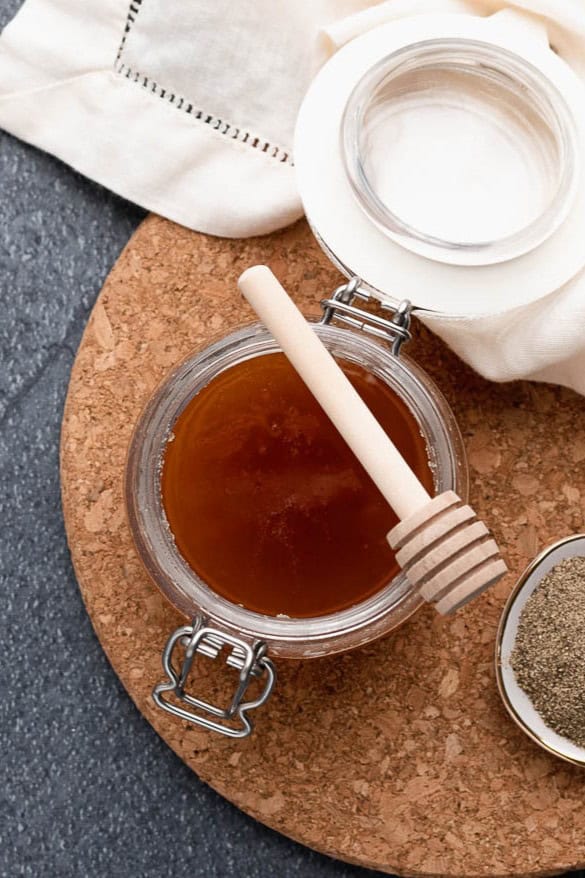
[1,0,585,393]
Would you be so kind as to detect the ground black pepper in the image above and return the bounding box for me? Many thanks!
[511,556,585,748]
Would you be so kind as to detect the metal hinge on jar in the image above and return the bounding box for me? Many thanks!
[153,616,276,738]
[320,277,412,356]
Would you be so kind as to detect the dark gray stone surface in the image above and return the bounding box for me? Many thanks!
[0,4,583,878]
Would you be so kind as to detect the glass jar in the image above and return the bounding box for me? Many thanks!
[125,287,468,737]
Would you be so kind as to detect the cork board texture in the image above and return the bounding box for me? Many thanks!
[60,215,585,878]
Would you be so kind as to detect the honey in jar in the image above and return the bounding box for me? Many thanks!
[161,352,434,619]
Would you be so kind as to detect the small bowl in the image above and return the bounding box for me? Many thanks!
[496,534,585,767]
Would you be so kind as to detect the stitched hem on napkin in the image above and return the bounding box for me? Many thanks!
[0,0,302,236]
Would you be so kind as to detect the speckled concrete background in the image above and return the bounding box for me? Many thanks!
[0,2,380,875]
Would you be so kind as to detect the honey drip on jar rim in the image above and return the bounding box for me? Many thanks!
[161,352,434,618]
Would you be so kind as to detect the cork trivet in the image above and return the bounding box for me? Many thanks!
[61,215,585,878]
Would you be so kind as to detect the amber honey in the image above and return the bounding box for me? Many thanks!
[161,352,434,618]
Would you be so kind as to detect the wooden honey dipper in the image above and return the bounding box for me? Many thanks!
[239,265,507,614]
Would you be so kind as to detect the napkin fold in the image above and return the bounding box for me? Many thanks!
[2,0,585,393]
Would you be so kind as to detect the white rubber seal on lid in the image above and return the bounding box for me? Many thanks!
[294,12,585,316]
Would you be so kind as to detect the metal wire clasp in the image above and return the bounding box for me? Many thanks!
[153,616,276,738]
[320,277,412,356]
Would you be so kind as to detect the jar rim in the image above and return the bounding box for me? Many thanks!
[125,322,468,658]
[341,39,580,266]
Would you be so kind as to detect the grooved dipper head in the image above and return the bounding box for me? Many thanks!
[388,491,507,614]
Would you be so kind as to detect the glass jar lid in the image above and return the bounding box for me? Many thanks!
[341,40,578,266]
[294,12,585,316]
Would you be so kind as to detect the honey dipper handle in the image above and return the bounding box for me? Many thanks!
[238,265,431,522]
